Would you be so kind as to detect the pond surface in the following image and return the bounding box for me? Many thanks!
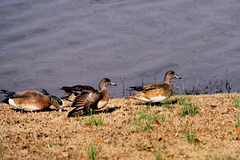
[1,0,240,98]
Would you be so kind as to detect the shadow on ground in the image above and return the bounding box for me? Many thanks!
[136,99,178,106]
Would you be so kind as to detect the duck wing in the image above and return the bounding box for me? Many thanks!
[1,90,44,104]
[60,85,96,100]
[60,85,95,93]
[67,90,101,117]
[130,83,163,92]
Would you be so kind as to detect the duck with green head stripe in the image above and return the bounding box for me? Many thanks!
[0,89,64,112]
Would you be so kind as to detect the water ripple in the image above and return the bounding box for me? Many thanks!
[1,0,240,98]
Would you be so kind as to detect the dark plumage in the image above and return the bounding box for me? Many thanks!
[66,78,117,117]
[60,85,95,100]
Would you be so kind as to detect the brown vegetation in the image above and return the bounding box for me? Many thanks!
[0,93,240,160]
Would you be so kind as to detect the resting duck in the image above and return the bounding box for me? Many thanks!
[66,78,117,117]
[130,70,181,102]
[0,89,63,112]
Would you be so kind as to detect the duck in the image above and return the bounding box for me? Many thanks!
[66,78,117,117]
[60,84,95,102]
[0,89,64,112]
[130,70,181,102]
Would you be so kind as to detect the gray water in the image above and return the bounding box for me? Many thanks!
[1,0,240,98]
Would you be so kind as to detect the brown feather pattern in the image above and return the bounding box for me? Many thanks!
[67,78,117,117]
[130,71,181,102]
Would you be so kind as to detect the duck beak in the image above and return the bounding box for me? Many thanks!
[111,82,117,86]
[176,74,182,79]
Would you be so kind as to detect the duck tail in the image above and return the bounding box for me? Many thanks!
[0,90,15,97]
[129,86,144,91]
[2,98,9,104]
[60,86,72,92]
[41,89,50,95]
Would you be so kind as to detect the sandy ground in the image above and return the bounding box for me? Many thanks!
[0,93,240,160]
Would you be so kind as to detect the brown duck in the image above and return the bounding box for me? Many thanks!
[66,78,117,117]
[0,89,63,112]
[130,70,181,102]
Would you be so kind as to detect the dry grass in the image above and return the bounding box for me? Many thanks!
[0,93,240,160]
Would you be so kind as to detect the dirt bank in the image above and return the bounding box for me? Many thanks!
[0,93,240,160]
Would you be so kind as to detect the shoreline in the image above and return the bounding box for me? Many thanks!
[0,93,240,159]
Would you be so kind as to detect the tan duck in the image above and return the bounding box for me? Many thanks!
[67,78,117,117]
[0,89,64,112]
[130,70,181,102]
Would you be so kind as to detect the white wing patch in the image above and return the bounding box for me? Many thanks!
[150,96,166,102]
